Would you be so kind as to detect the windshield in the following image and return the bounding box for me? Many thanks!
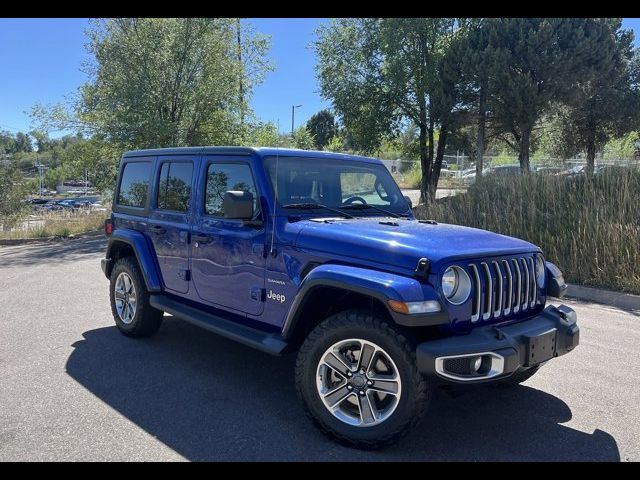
[263,156,410,216]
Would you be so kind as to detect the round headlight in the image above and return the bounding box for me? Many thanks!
[535,255,545,287]
[441,266,471,305]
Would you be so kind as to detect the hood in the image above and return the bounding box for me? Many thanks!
[293,217,539,272]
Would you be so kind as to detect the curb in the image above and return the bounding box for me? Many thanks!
[0,230,104,247]
[560,284,640,313]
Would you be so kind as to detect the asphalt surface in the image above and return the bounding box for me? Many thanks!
[0,236,638,461]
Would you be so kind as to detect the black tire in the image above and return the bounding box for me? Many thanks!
[109,257,163,338]
[295,309,431,450]
[495,366,541,387]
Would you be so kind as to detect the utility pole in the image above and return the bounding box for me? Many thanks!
[34,158,45,196]
[291,104,302,138]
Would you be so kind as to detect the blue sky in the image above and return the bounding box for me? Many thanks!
[0,18,638,138]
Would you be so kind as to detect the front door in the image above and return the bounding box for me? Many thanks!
[147,157,195,295]
[190,158,266,316]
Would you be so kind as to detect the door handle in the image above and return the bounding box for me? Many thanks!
[192,233,212,244]
[149,225,166,234]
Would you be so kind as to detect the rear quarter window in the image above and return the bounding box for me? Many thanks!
[118,161,151,208]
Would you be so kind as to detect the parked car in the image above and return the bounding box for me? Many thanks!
[558,165,585,177]
[55,199,79,209]
[27,198,49,205]
[36,201,64,211]
[488,164,531,176]
[101,147,578,449]
[535,166,562,175]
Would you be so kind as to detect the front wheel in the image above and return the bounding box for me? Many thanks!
[295,309,431,449]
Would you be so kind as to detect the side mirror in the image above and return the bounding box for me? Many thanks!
[403,195,413,209]
[223,191,254,220]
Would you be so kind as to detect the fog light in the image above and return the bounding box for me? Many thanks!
[472,356,482,373]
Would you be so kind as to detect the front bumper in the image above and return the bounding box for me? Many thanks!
[416,304,579,383]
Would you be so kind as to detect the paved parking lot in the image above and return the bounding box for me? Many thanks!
[0,236,638,461]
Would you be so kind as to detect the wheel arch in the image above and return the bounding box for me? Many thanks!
[281,264,448,349]
[105,230,162,293]
[283,284,393,350]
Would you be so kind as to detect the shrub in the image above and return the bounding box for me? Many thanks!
[414,169,640,294]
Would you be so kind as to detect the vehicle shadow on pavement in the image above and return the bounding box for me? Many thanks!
[0,236,106,268]
[66,317,620,461]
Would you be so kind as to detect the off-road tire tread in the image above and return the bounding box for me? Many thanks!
[295,309,430,450]
[109,256,163,338]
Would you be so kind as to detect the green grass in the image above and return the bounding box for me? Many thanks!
[414,169,640,294]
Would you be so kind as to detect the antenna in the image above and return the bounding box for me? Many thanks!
[269,148,279,257]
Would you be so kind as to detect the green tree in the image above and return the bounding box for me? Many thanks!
[32,18,271,150]
[457,18,498,177]
[44,167,66,191]
[554,24,639,174]
[14,132,33,153]
[0,160,27,229]
[291,126,316,150]
[58,137,121,193]
[306,110,337,149]
[316,18,462,203]
[483,18,620,172]
[0,131,17,154]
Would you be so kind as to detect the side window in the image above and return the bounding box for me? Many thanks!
[156,162,193,212]
[205,163,258,217]
[118,161,151,208]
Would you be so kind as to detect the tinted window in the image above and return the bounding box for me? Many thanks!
[205,163,258,217]
[157,162,193,212]
[118,162,151,208]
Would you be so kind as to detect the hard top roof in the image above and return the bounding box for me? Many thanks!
[122,146,382,164]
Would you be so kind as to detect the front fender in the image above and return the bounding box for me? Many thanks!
[281,264,448,339]
[105,229,162,293]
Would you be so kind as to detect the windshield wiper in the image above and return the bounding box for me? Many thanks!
[282,203,355,219]
[340,203,409,218]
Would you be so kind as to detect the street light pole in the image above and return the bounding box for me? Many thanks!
[291,104,302,138]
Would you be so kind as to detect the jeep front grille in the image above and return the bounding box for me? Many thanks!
[469,255,540,322]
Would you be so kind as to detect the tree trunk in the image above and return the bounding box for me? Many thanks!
[418,101,431,205]
[586,139,596,176]
[418,122,429,205]
[475,85,486,178]
[518,127,532,173]
[429,126,448,201]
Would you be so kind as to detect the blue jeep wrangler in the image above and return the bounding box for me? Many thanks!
[101,147,579,449]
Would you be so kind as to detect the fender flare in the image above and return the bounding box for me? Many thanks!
[281,263,448,339]
[105,229,162,293]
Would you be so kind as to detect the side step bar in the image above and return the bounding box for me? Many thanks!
[149,295,288,355]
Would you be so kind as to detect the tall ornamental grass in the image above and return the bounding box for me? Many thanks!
[415,169,640,294]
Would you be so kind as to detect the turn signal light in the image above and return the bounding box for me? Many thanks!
[388,300,441,315]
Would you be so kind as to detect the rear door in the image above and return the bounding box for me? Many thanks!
[190,157,266,316]
[147,156,196,295]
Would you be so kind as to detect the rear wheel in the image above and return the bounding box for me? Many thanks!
[295,309,431,449]
[109,257,163,337]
